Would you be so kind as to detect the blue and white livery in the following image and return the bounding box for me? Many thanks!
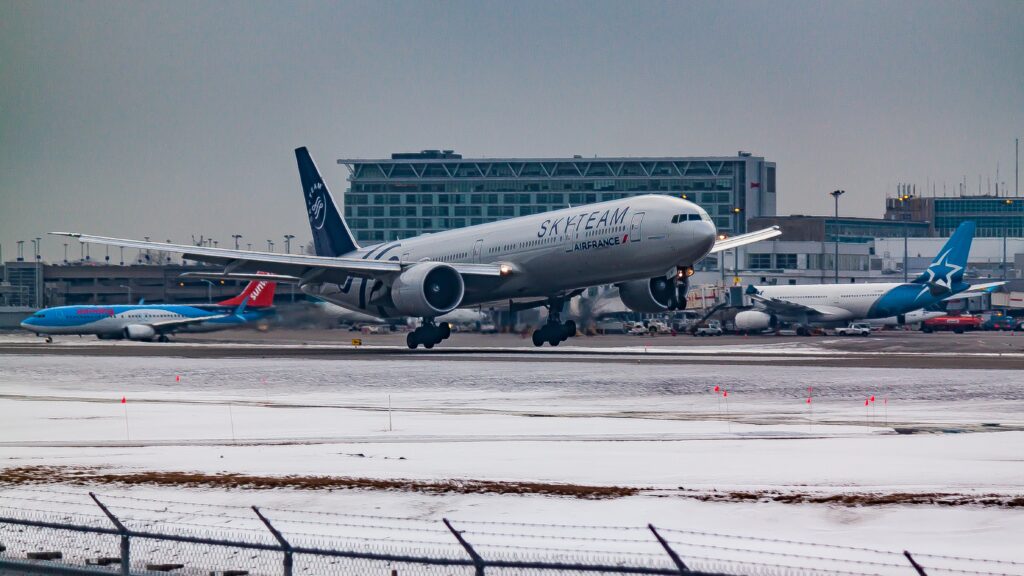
[21,279,277,342]
[735,221,1002,334]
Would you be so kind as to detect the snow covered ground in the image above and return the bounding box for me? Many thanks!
[1,353,1023,566]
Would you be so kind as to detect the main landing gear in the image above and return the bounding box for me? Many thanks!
[407,320,451,349]
[532,297,577,347]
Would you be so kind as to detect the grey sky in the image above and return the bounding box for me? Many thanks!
[2,0,1022,261]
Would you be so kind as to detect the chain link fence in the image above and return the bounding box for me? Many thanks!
[0,488,1021,576]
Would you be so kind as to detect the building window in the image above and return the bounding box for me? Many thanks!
[775,254,797,269]
[748,254,772,269]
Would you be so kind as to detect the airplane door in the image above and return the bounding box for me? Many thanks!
[471,239,484,263]
[629,212,645,243]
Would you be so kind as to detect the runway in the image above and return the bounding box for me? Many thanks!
[2,329,1023,369]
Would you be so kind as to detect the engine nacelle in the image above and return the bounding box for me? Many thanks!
[617,275,687,313]
[123,324,156,341]
[734,310,777,332]
[390,262,465,318]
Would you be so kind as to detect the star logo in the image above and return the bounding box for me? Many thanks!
[921,248,962,291]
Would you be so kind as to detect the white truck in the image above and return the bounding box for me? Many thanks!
[835,322,872,336]
[693,320,724,337]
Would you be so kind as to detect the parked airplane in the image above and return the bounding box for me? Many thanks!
[53,147,780,349]
[20,278,277,342]
[734,221,1002,334]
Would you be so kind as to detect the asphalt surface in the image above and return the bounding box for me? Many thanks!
[1,328,1023,369]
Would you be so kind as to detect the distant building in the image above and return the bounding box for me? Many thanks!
[748,215,930,243]
[885,195,1024,238]
[337,150,776,243]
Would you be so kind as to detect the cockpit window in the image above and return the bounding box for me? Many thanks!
[673,213,706,224]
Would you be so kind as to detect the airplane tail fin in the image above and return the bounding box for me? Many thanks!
[912,221,974,288]
[217,276,277,307]
[234,296,250,316]
[295,147,359,257]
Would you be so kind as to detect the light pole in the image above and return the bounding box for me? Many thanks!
[267,240,274,252]
[119,246,125,266]
[200,279,214,304]
[34,237,41,261]
[1003,199,1014,280]
[16,240,24,262]
[247,243,253,251]
[717,234,728,287]
[898,192,912,282]
[732,208,743,285]
[283,234,295,254]
[119,283,132,304]
[232,234,243,250]
[63,243,68,264]
[830,190,845,283]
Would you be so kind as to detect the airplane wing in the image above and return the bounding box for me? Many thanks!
[145,313,230,332]
[708,226,782,254]
[747,292,824,316]
[51,233,504,284]
[943,281,1007,301]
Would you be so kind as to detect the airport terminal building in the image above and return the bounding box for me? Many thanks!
[337,150,777,243]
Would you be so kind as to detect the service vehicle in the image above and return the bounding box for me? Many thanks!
[921,315,983,333]
[694,320,724,336]
[835,322,872,336]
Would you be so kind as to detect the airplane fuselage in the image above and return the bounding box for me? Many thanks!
[21,305,273,337]
[753,281,963,325]
[306,195,717,318]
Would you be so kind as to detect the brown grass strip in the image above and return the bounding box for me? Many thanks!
[0,466,637,499]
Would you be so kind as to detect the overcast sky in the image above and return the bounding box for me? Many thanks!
[2,0,1022,261]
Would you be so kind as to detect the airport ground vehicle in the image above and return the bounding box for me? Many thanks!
[982,315,1017,331]
[835,322,872,336]
[694,320,723,336]
[921,315,983,333]
[595,319,628,334]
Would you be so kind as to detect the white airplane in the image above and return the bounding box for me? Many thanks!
[866,310,945,328]
[734,222,1004,335]
[54,147,780,349]
[310,299,488,327]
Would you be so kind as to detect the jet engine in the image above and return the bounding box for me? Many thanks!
[617,275,688,313]
[390,262,465,317]
[122,325,156,341]
[734,310,777,332]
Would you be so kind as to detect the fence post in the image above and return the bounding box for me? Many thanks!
[442,518,485,576]
[904,551,928,576]
[253,506,292,576]
[648,524,689,573]
[89,492,130,576]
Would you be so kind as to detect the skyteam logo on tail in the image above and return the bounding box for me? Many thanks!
[307,182,327,230]
[920,248,962,291]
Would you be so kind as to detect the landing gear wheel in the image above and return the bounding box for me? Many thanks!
[439,323,451,339]
[407,332,419,349]
[424,341,435,349]
[532,330,545,347]
[158,334,170,343]
[563,320,577,338]
[45,336,53,344]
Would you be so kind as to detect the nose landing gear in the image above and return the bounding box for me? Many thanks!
[406,320,452,349]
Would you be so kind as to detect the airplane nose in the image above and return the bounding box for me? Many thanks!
[694,222,716,256]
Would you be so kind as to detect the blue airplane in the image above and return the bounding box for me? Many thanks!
[735,221,1004,333]
[21,278,277,342]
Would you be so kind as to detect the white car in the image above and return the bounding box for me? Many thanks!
[835,322,872,336]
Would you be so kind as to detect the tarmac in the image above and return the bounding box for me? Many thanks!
[1,328,1023,369]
